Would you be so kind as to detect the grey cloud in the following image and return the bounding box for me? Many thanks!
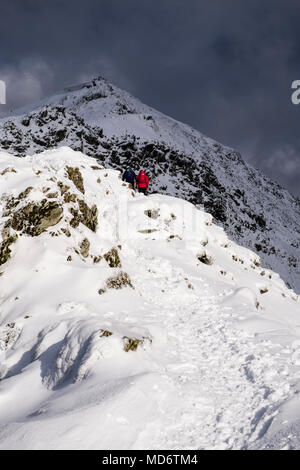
[0,0,299,195]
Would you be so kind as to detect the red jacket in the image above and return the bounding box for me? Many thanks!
[136,171,149,189]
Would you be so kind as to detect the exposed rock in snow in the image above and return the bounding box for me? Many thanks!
[0,147,299,450]
[0,77,299,293]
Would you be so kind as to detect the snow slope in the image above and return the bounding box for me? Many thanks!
[0,147,299,450]
[0,77,299,293]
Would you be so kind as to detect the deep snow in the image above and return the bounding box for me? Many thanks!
[0,147,299,450]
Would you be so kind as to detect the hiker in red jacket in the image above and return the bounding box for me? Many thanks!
[136,170,149,194]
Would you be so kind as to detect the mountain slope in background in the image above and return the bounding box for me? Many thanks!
[0,147,299,450]
[0,77,299,292]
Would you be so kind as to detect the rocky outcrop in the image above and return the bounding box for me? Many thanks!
[99,271,133,294]
[10,200,63,236]
[66,166,85,194]
[104,247,121,268]
[0,233,18,265]
[69,199,98,232]
[80,238,90,258]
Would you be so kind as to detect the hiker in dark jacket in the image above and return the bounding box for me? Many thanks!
[122,167,136,188]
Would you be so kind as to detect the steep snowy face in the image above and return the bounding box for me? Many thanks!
[0,77,299,293]
[0,147,299,450]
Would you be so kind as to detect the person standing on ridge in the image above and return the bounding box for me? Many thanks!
[122,167,136,189]
[136,170,149,194]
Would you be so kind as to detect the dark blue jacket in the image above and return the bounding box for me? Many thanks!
[122,168,136,185]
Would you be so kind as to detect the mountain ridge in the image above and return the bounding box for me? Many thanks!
[0,76,299,292]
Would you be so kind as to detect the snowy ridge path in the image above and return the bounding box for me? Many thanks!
[0,76,299,293]
[0,148,299,449]
[127,243,299,449]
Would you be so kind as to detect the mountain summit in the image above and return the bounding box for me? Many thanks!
[0,76,299,292]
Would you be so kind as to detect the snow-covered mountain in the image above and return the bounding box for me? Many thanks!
[0,147,299,450]
[0,77,299,293]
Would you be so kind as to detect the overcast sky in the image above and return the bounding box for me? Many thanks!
[0,0,300,196]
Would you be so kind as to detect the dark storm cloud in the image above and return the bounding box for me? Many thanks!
[0,0,300,196]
